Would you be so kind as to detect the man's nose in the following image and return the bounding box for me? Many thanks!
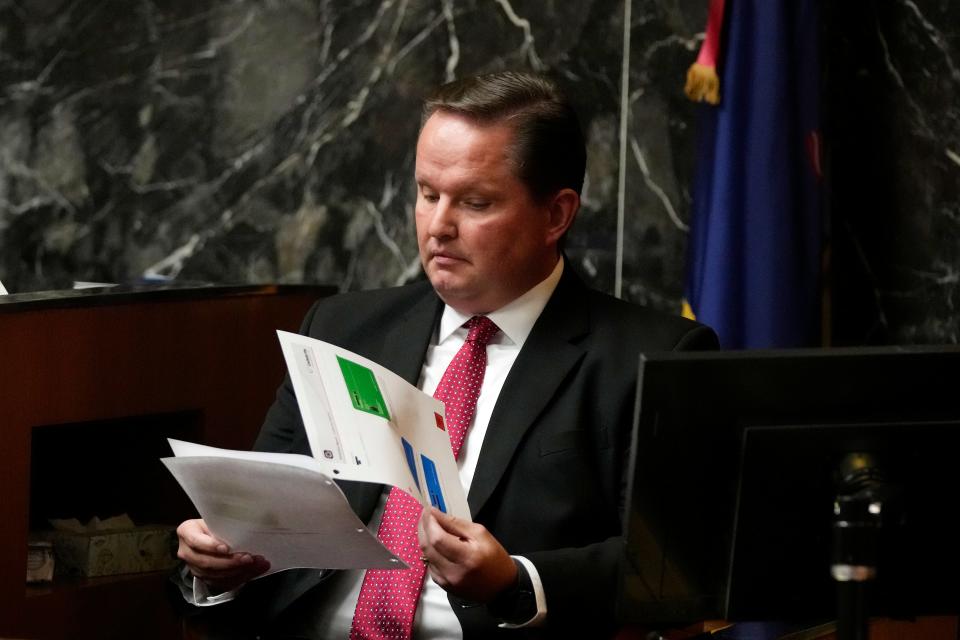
[427,197,457,238]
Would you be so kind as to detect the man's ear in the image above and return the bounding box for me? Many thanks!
[545,188,580,246]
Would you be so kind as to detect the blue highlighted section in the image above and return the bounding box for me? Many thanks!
[401,438,420,491]
[420,454,447,513]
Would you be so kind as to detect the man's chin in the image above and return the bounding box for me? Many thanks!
[429,279,468,304]
[428,278,487,315]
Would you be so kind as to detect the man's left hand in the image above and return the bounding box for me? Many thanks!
[418,506,518,603]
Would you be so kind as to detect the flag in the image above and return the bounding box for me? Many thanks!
[684,0,726,105]
[684,0,822,349]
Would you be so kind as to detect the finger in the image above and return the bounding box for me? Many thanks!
[190,555,270,582]
[417,508,434,551]
[425,558,454,589]
[193,558,271,592]
[421,507,472,545]
[419,508,454,548]
[428,507,473,540]
[426,510,486,564]
[420,510,462,553]
[178,519,232,555]
[179,547,253,571]
[194,520,224,546]
[421,536,464,590]
[418,511,463,574]
[429,530,471,565]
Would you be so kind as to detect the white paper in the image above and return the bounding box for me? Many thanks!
[162,444,405,574]
[162,334,470,574]
[277,330,470,521]
[163,331,471,573]
[0,280,7,295]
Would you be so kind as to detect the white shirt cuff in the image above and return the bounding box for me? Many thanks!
[176,564,243,607]
[497,555,547,628]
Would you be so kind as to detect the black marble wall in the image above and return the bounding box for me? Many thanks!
[0,0,705,313]
[824,1,960,345]
[2,0,957,345]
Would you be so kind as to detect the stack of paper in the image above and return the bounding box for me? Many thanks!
[163,331,468,575]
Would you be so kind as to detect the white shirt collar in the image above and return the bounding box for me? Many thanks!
[436,258,564,349]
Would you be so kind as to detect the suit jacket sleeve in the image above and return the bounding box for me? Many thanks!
[254,300,321,456]
[189,283,441,633]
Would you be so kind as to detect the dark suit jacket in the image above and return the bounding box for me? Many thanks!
[216,267,717,639]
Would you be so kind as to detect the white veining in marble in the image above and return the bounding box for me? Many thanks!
[4,0,953,343]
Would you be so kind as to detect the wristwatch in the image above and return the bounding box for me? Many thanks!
[486,558,537,624]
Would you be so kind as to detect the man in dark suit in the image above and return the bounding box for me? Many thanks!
[176,70,717,639]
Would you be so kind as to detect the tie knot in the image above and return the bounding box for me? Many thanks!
[465,315,499,346]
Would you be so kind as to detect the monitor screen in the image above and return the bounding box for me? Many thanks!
[618,346,960,627]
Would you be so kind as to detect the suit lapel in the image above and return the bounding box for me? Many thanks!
[467,269,589,516]
[379,283,444,386]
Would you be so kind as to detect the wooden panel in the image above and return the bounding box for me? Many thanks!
[0,285,329,639]
[855,617,956,640]
[619,617,958,640]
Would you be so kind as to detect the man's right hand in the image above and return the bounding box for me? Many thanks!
[176,519,271,593]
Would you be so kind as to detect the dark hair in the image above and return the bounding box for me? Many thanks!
[422,70,586,201]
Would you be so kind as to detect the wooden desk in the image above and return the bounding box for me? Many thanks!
[618,617,958,639]
[0,284,331,639]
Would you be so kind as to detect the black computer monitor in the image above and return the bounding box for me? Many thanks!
[619,346,960,628]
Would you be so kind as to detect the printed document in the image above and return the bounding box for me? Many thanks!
[163,331,468,574]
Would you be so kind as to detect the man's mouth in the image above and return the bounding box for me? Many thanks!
[429,249,466,266]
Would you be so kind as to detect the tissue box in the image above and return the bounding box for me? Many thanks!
[50,525,178,578]
[27,540,55,583]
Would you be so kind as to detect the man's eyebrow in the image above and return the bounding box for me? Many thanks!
[413,177,501,194]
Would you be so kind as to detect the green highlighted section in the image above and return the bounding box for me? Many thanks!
[337,356,390,420]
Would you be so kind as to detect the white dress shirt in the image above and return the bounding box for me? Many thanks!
[185,258,565,639]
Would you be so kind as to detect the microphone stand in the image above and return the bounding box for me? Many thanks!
[831,452,894,640]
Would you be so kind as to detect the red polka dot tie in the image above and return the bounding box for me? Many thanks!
[350,316,500,639]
